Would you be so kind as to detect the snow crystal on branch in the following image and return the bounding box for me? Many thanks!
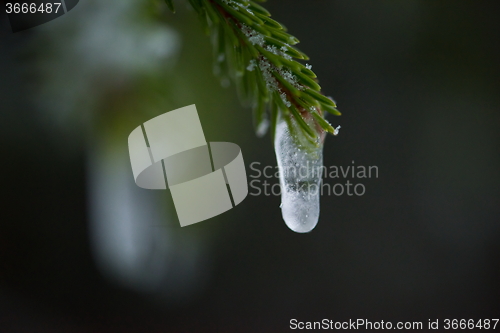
[281,92,291,107]
[241,24,265,46]
[247,59,256,71]
[279,67,302,91]
[333,125,341,136]
[258,59,279,91]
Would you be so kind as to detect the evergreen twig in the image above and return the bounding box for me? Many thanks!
[166,0,341,146]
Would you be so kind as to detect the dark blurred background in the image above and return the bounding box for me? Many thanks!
[1,0,499,332]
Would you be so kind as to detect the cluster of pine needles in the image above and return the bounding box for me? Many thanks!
[165,0,341,147]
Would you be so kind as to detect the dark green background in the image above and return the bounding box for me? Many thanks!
[1,1,499,331]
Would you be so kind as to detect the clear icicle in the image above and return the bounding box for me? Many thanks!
[275,117,324,233]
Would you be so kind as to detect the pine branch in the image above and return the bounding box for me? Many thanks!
[166,0,341,147]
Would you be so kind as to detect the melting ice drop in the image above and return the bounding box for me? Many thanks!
[274,118,324,233]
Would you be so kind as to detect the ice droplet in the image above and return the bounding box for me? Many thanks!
[275,118,323,233]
